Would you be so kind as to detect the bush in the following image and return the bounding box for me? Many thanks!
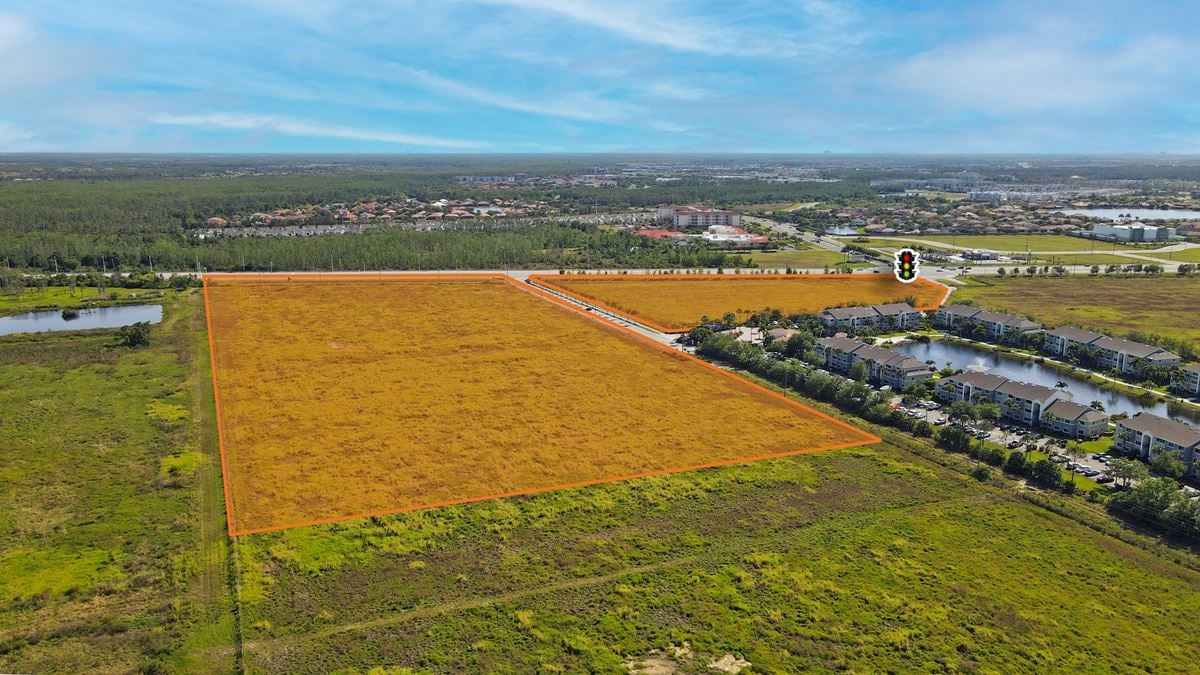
[1029,459,1062,489]
[970,465,992,482]
[1004,451,1028,476]
[117,322,152,348]
[982,449,1006,467]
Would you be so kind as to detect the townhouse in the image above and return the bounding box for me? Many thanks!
[1114,413,1200,475]
[813,337,934,388]
[933,304,982,330]
[1172,364,1200,398]
[819,302,921,333]
[935,371,1077,428]
[1039,399,1109,439]
[1091,337,1181,376]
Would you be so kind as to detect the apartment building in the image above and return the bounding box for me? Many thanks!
[1114,413,1200,475]
[1091,337,1181,376]
[1042,327,1104,358]
[933,304,1041,345]
[814,337,934,388]
[935,371,1066,427]
[1039,399,1109,439]
[819,303,921,333]
[656,205,741,229]
[1172,364,1200,397]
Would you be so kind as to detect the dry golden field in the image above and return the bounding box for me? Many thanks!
[204,275,875,534]
[533,274,950,332]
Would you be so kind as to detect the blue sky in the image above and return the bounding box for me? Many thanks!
[1,0,1197,153]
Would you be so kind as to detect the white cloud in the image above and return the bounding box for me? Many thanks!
[389,65,636,122]
[888,34,1194,112]
[149,113,487,148]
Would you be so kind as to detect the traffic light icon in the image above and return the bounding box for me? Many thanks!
[894,248,919,283]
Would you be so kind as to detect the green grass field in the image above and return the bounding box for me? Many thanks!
[747,249,871,269]
[233,441,1200,673]
[952,275,1200,345]
[845,234,1165,253]
[1144,247,1200,263]
[0,286,168,317]
[0,292,236,673]
[5,292,1200,673]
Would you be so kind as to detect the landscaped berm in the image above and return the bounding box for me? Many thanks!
[204,275,877,535]
[531,273,951,332]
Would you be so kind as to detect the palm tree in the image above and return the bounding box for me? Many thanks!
[1065,441,1087,486]
[1089,400,1105,412]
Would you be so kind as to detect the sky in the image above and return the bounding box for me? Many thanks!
[1,0,1198,153]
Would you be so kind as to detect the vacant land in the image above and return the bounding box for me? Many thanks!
[232,439,1200,673]
[845,234,1164,253]
[953,275,1200,344]
[0,294,235,673]
[205,276,873,534]
[746,249,870,269]
[1145,247,1200,263]
[534,274,949,332]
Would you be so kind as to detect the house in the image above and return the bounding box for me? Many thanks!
[813,337,932,388]
[1114,413,1200,475]
[1039,400,1109,439]
[1042,327,1104,358]
[1171,364,1200,397]
[1091,337,1181,376]
[819,303,921,333]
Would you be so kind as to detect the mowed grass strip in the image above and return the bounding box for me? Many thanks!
[534,274,949,332]
[205,277,873,534]
[952,275,1200,345]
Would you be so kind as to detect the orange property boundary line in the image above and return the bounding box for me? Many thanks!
[528,273,953,334]
[201,273,881,537]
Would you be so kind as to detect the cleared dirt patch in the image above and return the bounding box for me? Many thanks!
[532,274,950,332]
[204,275,876,534]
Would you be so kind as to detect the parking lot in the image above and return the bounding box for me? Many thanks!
[892,399,1121,486]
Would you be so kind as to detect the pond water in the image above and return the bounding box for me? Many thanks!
[893,339,1200,425]
[0,304,163,336]
[824,226,859,235]
[1056,208,1200,221]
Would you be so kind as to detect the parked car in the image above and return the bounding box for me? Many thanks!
[1095,475,1115,484]
[1082,468,1101,477]
[1007,440,1022,449]
[1050,455,1068,463]
[933,418,947,426]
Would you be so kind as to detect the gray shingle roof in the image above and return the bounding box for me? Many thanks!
[1043,399,1108,423]
[1046,327,1105,344]
[1118,413,1200,448]
[996,380,1059,403]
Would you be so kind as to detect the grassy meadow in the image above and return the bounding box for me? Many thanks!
[205,277,871,534]
[231,441,1200,673]
[848,234,1166,253]
[0,292,236,673]
[952,275,1200,345]
[0,286,167,317]
[537,274,949,332]
[745,249,871,270]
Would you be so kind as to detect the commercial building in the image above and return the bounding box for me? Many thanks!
[656,205,741,229]
[820,303,921,333]
[1089,223,1176,242]
[1039,400,1110,439]
[814,337,934,388]
[1172,364,1200,397]
[1114,413,1200,475]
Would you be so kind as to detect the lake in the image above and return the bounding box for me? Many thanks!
[894,339,1200,424]
[0,304,164,336]
[1056,208,1200,221]
[824,226,859,235]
